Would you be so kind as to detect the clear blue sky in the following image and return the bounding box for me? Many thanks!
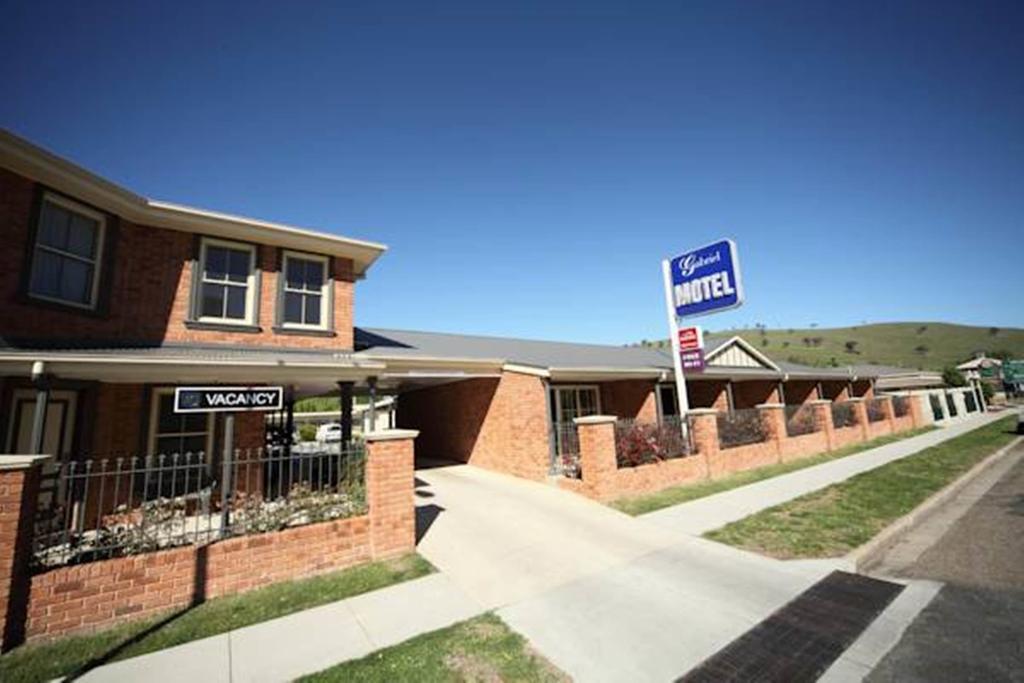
[3,1,1022,344]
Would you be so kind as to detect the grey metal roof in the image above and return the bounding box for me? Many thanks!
[848,363,940,378]
[775,360,854,379]
[356,328,675,370]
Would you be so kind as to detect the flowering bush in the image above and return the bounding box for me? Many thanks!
[614,420,691,468]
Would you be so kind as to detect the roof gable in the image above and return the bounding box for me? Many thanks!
[704,336,780,371]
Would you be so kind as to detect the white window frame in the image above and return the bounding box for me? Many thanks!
[147,388,215,457]
[28,192,106,310]
[655,383,679,421]
[280,250,330,331]
[550,385,602,424]
[196,237,257,325]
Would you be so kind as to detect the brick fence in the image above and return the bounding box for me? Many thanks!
[564,396,926,502]
[0,430,417,650]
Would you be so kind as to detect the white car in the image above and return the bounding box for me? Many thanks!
[316,423,343,443]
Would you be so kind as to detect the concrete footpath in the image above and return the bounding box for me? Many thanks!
[76,412,1005,682]
[75,573,482,683]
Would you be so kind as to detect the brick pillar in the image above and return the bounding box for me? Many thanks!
[574,416,617,501]
[687,409,719,479]
[0,455,49,652]
[849,397,869,441]
[365,430,417,560]
[908,393,927,427]
[757,403,786,462]
[878,395,895,432]
[810,400,835,450]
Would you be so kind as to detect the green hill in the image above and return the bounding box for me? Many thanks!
[640,322,1024,371]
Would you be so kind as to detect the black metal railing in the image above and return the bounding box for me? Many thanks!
[551,421,581,479]
[717,409,767,449]
[614,416,695,468]
[784,405,820,437]
[32,444,366,570]
[866,398,888,423]
[892,395,911,418]
[831,401,859,429]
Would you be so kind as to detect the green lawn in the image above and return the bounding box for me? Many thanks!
[640,321,1024,371]
[704,417,1019,559]
[301,613,567,683]
[0,554,433,683]
[610,426,936,516]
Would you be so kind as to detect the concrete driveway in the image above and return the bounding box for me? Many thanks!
[414,463,841,682]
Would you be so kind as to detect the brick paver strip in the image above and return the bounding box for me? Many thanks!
[679,571,904,683]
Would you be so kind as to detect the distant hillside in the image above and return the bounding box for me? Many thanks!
[639,322,1024,371]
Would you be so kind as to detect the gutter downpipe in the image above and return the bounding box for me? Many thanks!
[29,360,50,455]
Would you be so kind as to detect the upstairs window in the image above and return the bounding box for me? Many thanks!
[281,251,328,329]
[28,194,105,309]
[197,238,256,324]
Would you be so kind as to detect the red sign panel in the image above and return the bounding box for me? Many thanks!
[678,326,703,352]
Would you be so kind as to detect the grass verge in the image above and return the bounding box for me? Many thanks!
[0,553,433,683]
[301,613,568,682]
[704,417,1018,558]
[610,426,937,516]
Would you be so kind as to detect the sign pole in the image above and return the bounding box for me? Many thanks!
[220,414,234,538]
[662,259,691,436]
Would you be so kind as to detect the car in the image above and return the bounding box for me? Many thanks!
[316,423,343,443]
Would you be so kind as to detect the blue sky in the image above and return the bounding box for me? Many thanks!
[2,1,1022,344]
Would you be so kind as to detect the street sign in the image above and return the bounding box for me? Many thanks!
[668,239,744,318]
[174,386,284,414]
[681,348,705,372]
[1004,360,1024,383]
[678,326,704,352]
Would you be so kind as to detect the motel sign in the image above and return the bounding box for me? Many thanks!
[669,239,744,318]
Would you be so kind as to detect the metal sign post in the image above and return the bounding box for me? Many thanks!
[662,259,691,432]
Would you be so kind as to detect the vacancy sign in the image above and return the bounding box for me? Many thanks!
[174,386,284,413]
[669,239,744,318]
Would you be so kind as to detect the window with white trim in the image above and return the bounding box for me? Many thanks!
[149,390,213,457]
[197,238,257,324]
[281,251,328,329]
[28,193,106,309]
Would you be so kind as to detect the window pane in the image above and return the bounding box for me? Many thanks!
[155,436,183,457]
[226,248,250,283]
[225,285,247,319]
[204,246,228,280]
[284,291,303,323]
[578,389,598,416]
[30,250,62,298]
[304,294,321,325]
[201,283,225,317]
[182,412,207,433]
[67,213,98,258]
[60,258,93,304]
[303,261,324,289]
[157,394,181,433]
[285,258,305,289]
[38,202,71,250]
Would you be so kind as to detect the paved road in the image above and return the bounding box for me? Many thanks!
[867,442,1024,683]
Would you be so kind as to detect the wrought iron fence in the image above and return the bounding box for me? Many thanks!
[945,392,958,417]
[964,391,978,413]
[717,409,767,449]
[614,416,695,468]
[784,405,819,437]
[32,444,366,570]
[866,398,888,423]
[831,401,859,429]
[892,395,911,418]
[929,393,944,421]
[551,421,581,479]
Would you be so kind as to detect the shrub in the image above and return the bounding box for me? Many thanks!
[298,423,318,441]
[942,366,967,387]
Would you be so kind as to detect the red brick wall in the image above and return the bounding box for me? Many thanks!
[397,371,551,480]
[783,380,819,404]
[0,167,354,350]
[687,380,728,410]
[0,464,39,650]
[596,380,658,422]
[731,380,781,409]
[25,515,372,641]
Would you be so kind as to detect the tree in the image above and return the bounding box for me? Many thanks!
[812,337,824,347]
[914,344,929,356]
[942,366,967,387]
[802,337,812,347]
[844,340,859,354]
[761,337,769,347]
[828,357,839,367]
[990,349,1014,361]
[916,325,928,335]
[782,341,790,348]
[989,327,1000,336]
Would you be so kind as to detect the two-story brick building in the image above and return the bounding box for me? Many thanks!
[2,128,901,492]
